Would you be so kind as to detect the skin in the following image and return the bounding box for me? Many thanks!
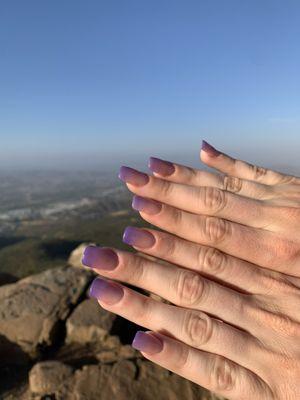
[84,145,300,399]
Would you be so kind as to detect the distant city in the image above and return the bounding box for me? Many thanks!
[0,169,131,235]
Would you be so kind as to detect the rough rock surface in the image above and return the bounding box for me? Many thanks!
[27,359,224,400]
[0,266,92,358]
[29,360,73,396]
[65,298,116,344]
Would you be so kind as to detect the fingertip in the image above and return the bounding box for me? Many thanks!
[201,140,221,158]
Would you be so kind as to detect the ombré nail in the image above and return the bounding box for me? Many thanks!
[148,157,175,177]
[82,246,119,271]
[118,166,149,186]
[132,195,162,215]
[132,331,163,354]
[89,277,124,305]
[201,140,221,157]
[122,226,156,248]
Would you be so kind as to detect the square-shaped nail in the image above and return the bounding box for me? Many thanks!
[132,195,162,215]
[132,331,163,355]
[201,140,221,157]
[148,157,175,177]
[89,277,124,305]
[123,226,156,248]
[82,246,119,270]
[118,166,149,186]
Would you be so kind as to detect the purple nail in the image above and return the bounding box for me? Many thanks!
[201,140,221,157]
[82,246,119,270]
[132,331,163,354]
[118,166,149,186]
[89,277,124,305]
[123,226,156,248]
[148,157,175,177]
[132,195,162,215]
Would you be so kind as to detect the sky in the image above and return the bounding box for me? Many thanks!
[0,1,300,171]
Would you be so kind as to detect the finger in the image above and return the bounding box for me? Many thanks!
[83,246,254,332]
[122,226,281,296]
[118,166,273,229]
[130,197,299,275]
[200,139,297,186]
[136,331,273,400]
[148,156,272,201]
[88,276,265,376]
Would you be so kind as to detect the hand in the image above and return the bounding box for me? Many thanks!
[82,142,300,399]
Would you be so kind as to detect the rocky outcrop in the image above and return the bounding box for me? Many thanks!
[0,265,93,358]
[27,359,220,400]
[65,298,116,344]
[29,360,73,397]
[0,246,225,400]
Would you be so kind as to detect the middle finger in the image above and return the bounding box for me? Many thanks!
[118,166,274,229]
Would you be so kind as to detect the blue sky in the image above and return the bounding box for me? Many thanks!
[0,1,299,170]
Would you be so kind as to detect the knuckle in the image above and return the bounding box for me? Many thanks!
[174,270,206,306]
[252,165,268,180]
[203,216,230,245]
[183,311,213,347]
[210,355,236,392]
[274,239,298,264]
[175,343,190,371]
[269,312,300,337]
[160,179,174,199]
[132,292,152,322]
[249,300,300,338]
[201,246,227,274]
[202,187,227,214]
[222,175,243,193]
[156,234,177,260]
[127,254,146,283]
[170,207,183,227]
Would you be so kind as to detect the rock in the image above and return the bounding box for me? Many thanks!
[65,298,117,345]
[26,359,224,400]
[96,343,141,364]
[68,243,96,269]
[70,360,136,400]
[29,361,73,396]
[29,359,221,400]
[0,266,93,358]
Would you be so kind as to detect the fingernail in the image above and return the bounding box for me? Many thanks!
[82,246,119,271]
[89,277,124,305]
[123,226,156,248]
[132,331,163,355]
[201,140,221,157]
[118,166,149,186]
[132,195,162,215]
[148,157,175,177]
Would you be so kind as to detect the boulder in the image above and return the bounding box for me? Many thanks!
[29,360,73,396]
[0,266,92,358]
[27,359,221,400]
[65,298,117,345]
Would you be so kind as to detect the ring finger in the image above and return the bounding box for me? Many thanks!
[88,275,265,374]
[82,246,255,333]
